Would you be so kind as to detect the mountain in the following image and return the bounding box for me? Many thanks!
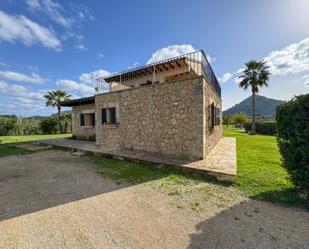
[223,95,285,116]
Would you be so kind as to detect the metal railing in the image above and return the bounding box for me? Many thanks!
[96,50,221,97]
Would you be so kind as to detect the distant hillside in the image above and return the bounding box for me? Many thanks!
[0,110,71,119]
[224,95,285,116]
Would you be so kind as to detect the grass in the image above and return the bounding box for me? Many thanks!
[90,154,225,186]
[0,144,33,157]
[91,129,301,206]
[0,133,72,144]
[90,155,170,184]
[0,130,301,206]
[224,128,299,205]
[0,133,72,157]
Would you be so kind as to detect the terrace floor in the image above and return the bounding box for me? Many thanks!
[37,137,236,181]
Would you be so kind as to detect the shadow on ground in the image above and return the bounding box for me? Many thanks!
[0,147,229,222]
[0,149,167,221]
[187,198,309,249]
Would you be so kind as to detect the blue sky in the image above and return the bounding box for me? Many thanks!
[0,0,309,116]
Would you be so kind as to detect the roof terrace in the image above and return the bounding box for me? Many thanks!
[96,50,221,97]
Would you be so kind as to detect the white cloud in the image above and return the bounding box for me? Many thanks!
[26,0,93,29]
[26,0,74,28]
[147,44,215,65]
[56,69,111,97]
[0,70,47,84]
[98,53,104,58]
[0,10,61,50]
[75,43,88,51]
[221,38,309,110]
[56,79,95,96]
[0,80,44,101]
[304,75,309,88]
[147,44,196,64]
[265,38,309,76]
[79,69,110,85]
[218,72,232,83]
[0,80,27,94]
[230,37,309,84]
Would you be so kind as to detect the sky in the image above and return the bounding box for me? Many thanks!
[0,0,309,116]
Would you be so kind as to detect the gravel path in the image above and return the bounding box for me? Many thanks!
[0,151,308,249]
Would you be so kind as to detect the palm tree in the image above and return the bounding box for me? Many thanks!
[44,90,71,117]
[238,60,271,134]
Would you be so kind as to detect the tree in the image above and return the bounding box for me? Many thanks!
[233,112,248,128]
[223,115,233,128]
[44,90,71,117]
[39,118,58,134]
[238,60,271,134]
[44,90,71,133]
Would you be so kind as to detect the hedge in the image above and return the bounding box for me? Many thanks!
[243,122,276,135]
[276,94,309,197]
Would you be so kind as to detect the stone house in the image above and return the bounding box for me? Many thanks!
[61,50,222,160]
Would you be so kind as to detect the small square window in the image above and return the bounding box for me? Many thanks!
[102,107,117,125]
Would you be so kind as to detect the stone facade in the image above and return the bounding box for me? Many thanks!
[72,103,95,140]
[71,76,222,160]
[203,77,222,157]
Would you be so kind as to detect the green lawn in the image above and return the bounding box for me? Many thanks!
[224,128,299,204]
[0,133,72,157]
[0,130,301,205]
[0,133,72,144]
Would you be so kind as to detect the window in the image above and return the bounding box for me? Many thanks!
[208,103,220,128]
[102,108,107,124]
[110,107,116,124]
[90,113,95,126]
[80,114,85,126]
[215,107,221,126]
[209,103,215,128]
[102,107,117,125]
[80,113,95,127]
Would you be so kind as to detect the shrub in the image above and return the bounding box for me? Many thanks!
[244,122,276,135]
[39,118,58,134]
[276,94,309,197]
[0,119,19,135]
[233,112,248,128]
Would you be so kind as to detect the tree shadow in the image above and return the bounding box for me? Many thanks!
[187,197,309,249]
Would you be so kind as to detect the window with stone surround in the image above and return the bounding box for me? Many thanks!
[102,107,117,125]
[208,103,220,128]
[80,113,95,127]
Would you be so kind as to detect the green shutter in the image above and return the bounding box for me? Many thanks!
[102,109,107,124]
[110,107,116,124]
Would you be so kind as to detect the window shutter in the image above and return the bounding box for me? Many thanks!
[102,109,107,124]
[215,107,220,126]
[211,103,215,128]
[110,107,116,124]
[80,114,85,126]
[91,113,95,126]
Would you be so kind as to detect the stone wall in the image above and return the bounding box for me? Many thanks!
[202,77,222,157]
[72,103,96,140]
[71,76,222,160]
[95,77,204,160]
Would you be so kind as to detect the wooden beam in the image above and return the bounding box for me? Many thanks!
[156,65,163,72]
[162,64,169,71]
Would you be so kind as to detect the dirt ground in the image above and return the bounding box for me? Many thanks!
[0,151,308,249]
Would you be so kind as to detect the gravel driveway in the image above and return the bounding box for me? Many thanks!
[0,151,308,249]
